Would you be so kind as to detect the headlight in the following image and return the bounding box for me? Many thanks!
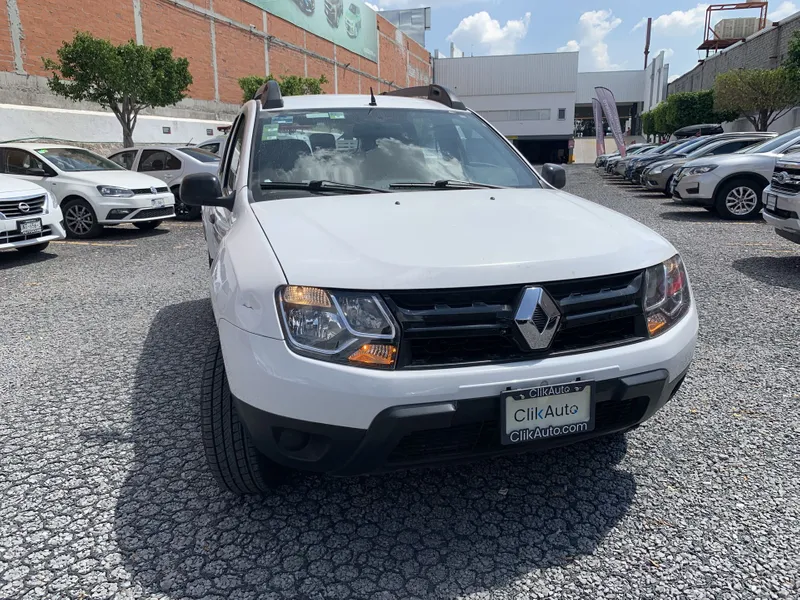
[644,255,691,337]
[686,165,717,176]
[650,163,673,174]
[278,285,398,368]
[96,185,134,197]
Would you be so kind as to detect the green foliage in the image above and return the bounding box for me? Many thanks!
[641,89,737,136]
[714,68,800,131]
[42,32,192,147]
[238,74,329,103]
[785,30,800,72]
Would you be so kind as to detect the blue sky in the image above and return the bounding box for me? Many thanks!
[370,1,799,80]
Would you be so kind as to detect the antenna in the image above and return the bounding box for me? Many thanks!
[369,87,377,106]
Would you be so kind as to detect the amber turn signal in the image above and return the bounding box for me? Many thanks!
[647,313,668,336]
[348,344,397,367]
[282,285,331,307]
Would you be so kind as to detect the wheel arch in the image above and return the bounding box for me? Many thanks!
[713,172,769,200]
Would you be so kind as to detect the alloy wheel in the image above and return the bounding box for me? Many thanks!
[65,204,94,235]
[725,186,758,216]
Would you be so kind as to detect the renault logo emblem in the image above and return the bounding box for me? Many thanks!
[18,202,30,213]
[514,287,561,350]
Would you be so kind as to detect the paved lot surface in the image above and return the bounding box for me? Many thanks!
[2,166,799,600]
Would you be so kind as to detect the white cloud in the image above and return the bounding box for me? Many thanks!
[668,74,680,83]
[633,4,709,35]
[447,11,531,56]
[557,40,580,53]
[656,48,675,60]
[557,10,622,70]
[769,1,798,21]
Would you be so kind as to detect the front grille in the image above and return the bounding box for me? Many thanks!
[765,205,799,220]
[771,166,800,195]
[133,207,174,220]
[0,226,51,244]
[387,397,650,464]
[383,271,647,369]
[131,186,169,195]
[0,195,46,217]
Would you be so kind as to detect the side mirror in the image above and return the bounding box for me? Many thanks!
[541,163,566,189]
[181,173,234,210]
[28,167,47,177]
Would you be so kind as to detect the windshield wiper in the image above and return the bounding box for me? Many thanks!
[260,180,388,194]
[389,179,502,190]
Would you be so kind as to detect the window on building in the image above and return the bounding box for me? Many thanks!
[558,108,567,121]
[518,109,551,121]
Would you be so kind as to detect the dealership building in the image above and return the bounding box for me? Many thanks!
[433,51,669,163]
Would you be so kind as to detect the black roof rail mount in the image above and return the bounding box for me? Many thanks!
[381,85,466,111]
[254,79,284,109]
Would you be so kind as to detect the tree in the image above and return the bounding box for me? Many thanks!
[785,30,800,72]
[43,32,192,147]
[238,74,328,103]
[641,111,655,137]
[714,68,800,131]
[641,89,737,138]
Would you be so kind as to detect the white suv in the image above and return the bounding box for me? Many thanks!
[672,128,800,219]
[0,144,176,238]
[763,154,800,245]
[0,174,65,254]
[182,83,698,494]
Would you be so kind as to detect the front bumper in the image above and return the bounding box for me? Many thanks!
[220,301,698,474]
[672,173,716,206]
[763,188,800,244]
[644,170,672,191]
[0,208,66,250]
[95,193,176,223]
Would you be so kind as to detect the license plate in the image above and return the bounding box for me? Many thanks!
[18,218,42,235]
[500,381,595,445]
[766,193,777,210]
[151,197,165,208]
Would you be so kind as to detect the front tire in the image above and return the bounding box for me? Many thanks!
[134,220,162,231]
[173,186,201,221]
[16,241,50,254]
[201,334,283,495]
[715,179,764,220]
[62,198,103,239]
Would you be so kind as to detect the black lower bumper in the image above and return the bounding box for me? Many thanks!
[235,367,689,477]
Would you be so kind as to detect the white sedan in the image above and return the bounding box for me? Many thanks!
[0,144,175,238]
[108,146,220,220]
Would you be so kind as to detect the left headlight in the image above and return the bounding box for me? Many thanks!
[644,255,691,337]
[650,163,673,174]
[278,285,398,368]
[686,165,717,176]
[97,185,134,198]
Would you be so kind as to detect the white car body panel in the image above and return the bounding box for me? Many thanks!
[0,174,66,250]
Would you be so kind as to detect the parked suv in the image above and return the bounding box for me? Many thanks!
[0,174,65,254]
[0,144,175,238]
[181,82,698,494]
[763,154,800,244]
[109,146,220,220]
[325,0,343,27]
[672,128,800,219]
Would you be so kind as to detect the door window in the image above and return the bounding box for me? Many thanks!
[138,150,181,172]
[109,150,138,169]
[0,149,51,176]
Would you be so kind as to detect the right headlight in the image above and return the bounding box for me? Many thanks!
[686,165,718,176]
[644,255,691,337]
[650,163,673,174]
[97,185,134,197]
[277,285,398,368]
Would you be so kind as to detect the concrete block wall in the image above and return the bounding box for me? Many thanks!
[0,0,432,142]
[669,13,800,94]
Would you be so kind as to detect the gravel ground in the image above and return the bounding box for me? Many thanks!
[1,166,799,600]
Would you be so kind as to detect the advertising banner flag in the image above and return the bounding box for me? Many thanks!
[595,86,625,157]
[255,0,378,62]
[592,98,606,157]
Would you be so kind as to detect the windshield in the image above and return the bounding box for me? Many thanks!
[249,108,542,198]
[37,147,123,172]
[671,138,705,153]
[179,147,220,163]
[738,130,800,154]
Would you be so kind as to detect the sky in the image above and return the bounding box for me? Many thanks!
[368,0,800,81]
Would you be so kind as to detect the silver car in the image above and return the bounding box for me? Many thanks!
[108,146,220,220]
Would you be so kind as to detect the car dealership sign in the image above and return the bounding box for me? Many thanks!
[254,0,378,62]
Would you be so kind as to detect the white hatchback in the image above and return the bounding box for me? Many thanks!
[0,144,175,238]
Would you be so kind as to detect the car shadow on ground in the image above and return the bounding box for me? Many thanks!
[99,226,171,241]
[111,299,636,598]
[0,249,58,270]
[733,255,800,291]
[658,210,721,222]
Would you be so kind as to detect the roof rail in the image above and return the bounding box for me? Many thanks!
[381,85,466,110]
[254,80,284,109]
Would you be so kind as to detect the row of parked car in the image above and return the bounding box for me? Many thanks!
[596,128,800,243]
[0,140,223,254]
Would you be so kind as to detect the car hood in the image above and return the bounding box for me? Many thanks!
[55,170,167,188]
[0,174,47,195]
[252,188,676,290]
[683,152,779,170]
[647,157,688,170]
